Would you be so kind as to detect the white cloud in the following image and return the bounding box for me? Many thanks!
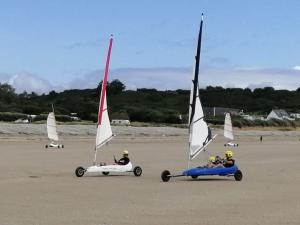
[292,65,300,71]
[68,66,300,91]
[68,67,192,90]
[0,72,57,94]
[1,66,300,94]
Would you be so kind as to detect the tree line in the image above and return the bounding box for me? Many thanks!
[0,80,300,123]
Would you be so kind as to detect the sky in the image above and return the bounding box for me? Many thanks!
[1,0,300,93]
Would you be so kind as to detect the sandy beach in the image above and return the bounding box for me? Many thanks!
[0,124,300,225]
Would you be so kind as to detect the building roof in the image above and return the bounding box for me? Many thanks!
[272,109,289,118]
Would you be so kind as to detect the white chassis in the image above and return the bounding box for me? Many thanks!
[224,142,238,147]
[75,162,142,177]
[45,142,64,149]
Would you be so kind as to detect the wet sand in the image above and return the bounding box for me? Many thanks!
[0,128,300,225]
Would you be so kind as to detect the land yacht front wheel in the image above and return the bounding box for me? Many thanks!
[75,167,85,177]
[161,170,171,182]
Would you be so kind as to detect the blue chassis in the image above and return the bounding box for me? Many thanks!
[182,164,239,177]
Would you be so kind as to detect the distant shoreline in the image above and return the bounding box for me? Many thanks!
[1,123,300,139]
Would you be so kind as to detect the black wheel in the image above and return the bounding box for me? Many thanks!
[234,170,243,181]
[62,145,64,148]
[133,166,142,177]
[161,170,171,182]
[75,166,85,177]
[191,175,198,179]
[45,145,48,148]
[102,172,109,175]
[224,144,226,147]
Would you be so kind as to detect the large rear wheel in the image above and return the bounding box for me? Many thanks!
[234,170,243,181]
[102,172,109,176]
[75,167,85,177]
[133,166,142,177]
[161,170,171,182]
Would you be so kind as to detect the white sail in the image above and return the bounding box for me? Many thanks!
[224,113,234,140]
[96,93,113,149]
[47,112,59,142]
[189,88,211,160]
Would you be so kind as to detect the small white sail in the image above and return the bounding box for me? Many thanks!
[224,113,234,140]
[96,93,113,149]
[47,112,59,142]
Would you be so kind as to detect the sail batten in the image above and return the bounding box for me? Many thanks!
[188,14,212,161]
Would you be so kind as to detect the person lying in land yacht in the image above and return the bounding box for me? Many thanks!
[205,152,235,168]
[114,150,130,165]
[207,156,217,168]
[222,150,235,167]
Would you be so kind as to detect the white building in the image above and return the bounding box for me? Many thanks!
[267,109,294,121]
[111,119,130,126]
[290,113,300,119]
[242,114,255,121]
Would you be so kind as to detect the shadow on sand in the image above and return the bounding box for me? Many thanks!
[181,177,235,182]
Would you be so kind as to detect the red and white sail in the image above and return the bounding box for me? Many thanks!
[95,36,114,149]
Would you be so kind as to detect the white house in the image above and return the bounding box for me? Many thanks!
[111,119,130,126]
[267,109,294,121]
[290,113,300,119]
[242,114,255,121]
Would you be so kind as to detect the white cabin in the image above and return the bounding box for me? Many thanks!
[267,109,294,121]
[111,119,130,126]
[290,113,300,119]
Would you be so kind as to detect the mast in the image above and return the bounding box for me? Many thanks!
[188,14,204,167]
[189,14,203,126]
[93,35,114,164]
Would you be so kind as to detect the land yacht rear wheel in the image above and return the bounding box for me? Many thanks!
[161,170,171,182]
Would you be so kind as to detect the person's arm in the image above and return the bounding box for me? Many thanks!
[223,159,234,166]
[117,158,125,165]
[118,157,129,165]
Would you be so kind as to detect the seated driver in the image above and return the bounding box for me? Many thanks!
[223,150,235,167]
[207,156,217,168]
[114,150,130,165]
[207,155,224,168]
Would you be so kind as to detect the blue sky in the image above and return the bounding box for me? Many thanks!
[1,0,300,93]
